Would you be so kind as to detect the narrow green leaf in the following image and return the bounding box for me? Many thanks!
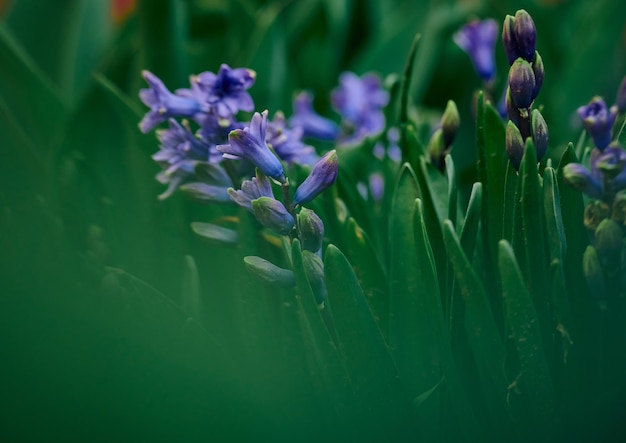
[191,222,238,244]
[459,182,482,260]
[138,0,189,86]
[445,154,458,227]
[442,220,509,425]
[324,244,402,412]
[0,24,68,147]
[498,240,557,438]
[543,166,567,263]
[290,240,352,414]
[343,217,389,336]
[519,138,550,333]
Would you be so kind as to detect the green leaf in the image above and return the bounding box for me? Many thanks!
[343,217,389,336]
[442,220,509,426]
[290,240,351,414]
[498,240,557,437]
[446,154,458,227]
[543,166,567,263]
[0,24,68,148]
[459,182,483,260]
[191,222,238,244]
[519,138,550,331]
[324,244,402,413]
[137,0,189,86]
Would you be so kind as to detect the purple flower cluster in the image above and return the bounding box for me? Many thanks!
[139,64,322,199]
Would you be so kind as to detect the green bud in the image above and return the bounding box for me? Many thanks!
[251,197,295,235]
[244,256,295,287]
[441,100,460,147]
[506,120,524,171]
[612,190,626,226]
[508,58,536,110]
[298,208,324,253]
[531,109,548,161]
[594,218,623,273]
[584,201,610,231]
[302,251,327,304]
[427,129,447,172]
[531,51,544,100]
[583,245,606,298]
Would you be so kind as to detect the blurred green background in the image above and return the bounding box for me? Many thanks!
[1,0,624,440]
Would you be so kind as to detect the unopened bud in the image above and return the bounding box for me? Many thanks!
[563,163,604,200]
[513,10,537,62]
[506,120,524,171]
[244,256,295,287]
[427,129,447,171]
[531,51,544,100]
[531,109,548,161]
[611,190,626,226]
[583,245,606,298]
[594,218,623,272]
[298,208,324,253]
[441,100,460,147]
[502,15,518,65]
[302,250,327,304]
[251,197,295,235]
[508,58,536,110]
[584,201,610,231]
[293,150,338,206]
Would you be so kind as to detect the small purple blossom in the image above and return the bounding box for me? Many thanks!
[332,72,389,144]
[227,169,274,212]
[190,64,256,119]
[217,110,286,182]
[293,150,338,206]
[266,111,318,166]
[152,119,215,199]
[290,91,340,140]
[577,96,618,150]
[139,70,202,133]
[453,19,499,82]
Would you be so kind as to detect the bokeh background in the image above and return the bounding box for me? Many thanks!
[1,0,624,440]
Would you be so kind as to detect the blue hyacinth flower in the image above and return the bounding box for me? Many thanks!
[290,91,340,141]
[454,19,499,82]
[293,150,338,206]
[217,110,286,182]
[577,96,618,151]
[139,70,203,133]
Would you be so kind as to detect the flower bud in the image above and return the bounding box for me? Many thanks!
[513,10,536,62]
[298,208,324,253]
[595,145,626,179]
[179,182,231,202]
[531,51,544,101]
[531,109,548,161]
[428,129,446,171]
[612,190,626,226]
[594,218,623,271]
[563,163,604,200]
[508,58,536,110]
[577,96,618,151]
[502,15,518,65]
[251,197,295,235]
[244,256,295,287]
[505,87,520,126]
[293,150,338,206]
[584,201,610,231]
[302,250,327,304]
[441,100,460,147]
[506,120,524,171]
[583,245,606,298]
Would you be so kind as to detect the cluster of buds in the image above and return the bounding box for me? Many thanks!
[563,78,626,299]
[427,100,461,172]
[502,10,548,171]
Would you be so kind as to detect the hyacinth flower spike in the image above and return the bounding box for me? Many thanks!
[577,96,618,151]
[293,150,338,206]
[217,110,286,183]
[139,70,203,133]
[453,19,499,82]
